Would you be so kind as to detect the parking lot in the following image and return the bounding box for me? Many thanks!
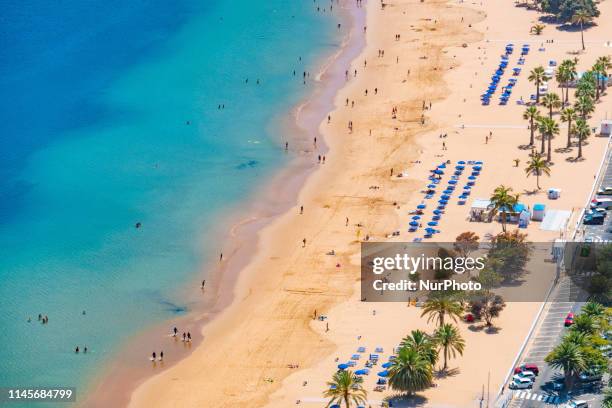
[583,147,612,242]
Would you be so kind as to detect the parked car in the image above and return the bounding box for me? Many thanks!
[514,364,539,375]
[564,313,574,327]
[565,400,588,408]
[509,377,533,390]
[597,186,612,196]
[584,213,605,225]
[579,371,602,383]
[551,379,565,391]
[464,313,474,323]
[590,197,612,210]
[513,371,536,382]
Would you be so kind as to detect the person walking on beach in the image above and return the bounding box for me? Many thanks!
[160,351,163,361]
[187,332,191,342]
[346,217,349,226]
[152,351,156,361]
[219,252,223,262]
[182,332,186,342]
[201,280,206,290]
[302,238,307,248]
[173,327,178,337]
[75,346,79,353]
[84,346,87,353]
[300,205,303,214]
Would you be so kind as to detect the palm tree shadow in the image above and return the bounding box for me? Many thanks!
[555,147,572,154]
[385,394,428,407]
[518,144,534,150]
[522,188,540,196]
[566,156,585,163]
[434,367,460,379]
[485,325,501,334]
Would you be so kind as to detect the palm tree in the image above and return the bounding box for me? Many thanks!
[557,60,577,104]
[604,387,612,408]
[574,118,590,159]
[420,295,463,327]
[574,95,595,119]
[571,314,597,335]
[560,107,578,148]
[530,24,544,35]
[571,10,593,51]
[388,346,433,395]
[537,116,559,162]
[323,370,367,408]
[545,341,587,388]
[576,73,597,100]
[593,56,611,99]
[523,106,540,146]
[528,66,548,103]
[525,153,551,189]
[542,93,561,119]
[581,301,605,319]
[400,330,438,366]
[489,185,520,232]
[433,324,466,371]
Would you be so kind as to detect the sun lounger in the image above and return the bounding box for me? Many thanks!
[357,346,366,353]
[351,354,360,360]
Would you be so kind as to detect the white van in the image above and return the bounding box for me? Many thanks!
[565,400,588,408]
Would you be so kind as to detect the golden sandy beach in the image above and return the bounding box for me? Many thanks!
[127,0,612,407]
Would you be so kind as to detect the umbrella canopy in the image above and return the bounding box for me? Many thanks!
[355,369,369,375]
[468,175,476,180]
[438,199,448,204]
[337,363,349,370]
[434,169,444,175]
[411,215,421,220]
[448,179,458,185]
[381,362,393,368]
[433,209,442,215]
[427,184,437,189]
[428,221,438,226]
[378,370,389,377]
[441,194,450,200]
[409,221,419,227]
[458,161,466,164]
[463,185,471,189]
[417,204,426,209]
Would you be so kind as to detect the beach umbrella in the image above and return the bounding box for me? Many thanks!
[463,185,471,189]
[337,363,349,370]
[411,215,421,220]
[378,370,389,377]
[409,221,419,227]
[443,190,452,195]
[427,184,436,189]
[355,369,369,375]
[441,194,450,200]
[417,204,426,209]
[381,362,393,368]
[330,405,341,408]
[433,209,442,215]
[434,169,444,175]
[467,181,475,186]
[432,215,441,221]
[458,161,466,164]
[438,163,446,169]
[449,179,458,184]
[475,161,483,164]
[428,221,438,226]
[437,205,446,210]
[468,175,476,180]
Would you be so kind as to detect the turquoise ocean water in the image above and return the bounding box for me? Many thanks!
[0,0,338,401]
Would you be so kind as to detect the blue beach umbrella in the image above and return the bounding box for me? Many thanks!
[428,221,438,226]
[437,205,446,210]
[378,370,389,377]
[338,363,349,370]
[448,179,458,185]
[427,184,436,189]
[441,194,450,200]
[355,369,369,375]
[381,362,393,368]
[434,169,444,175]
[438,199,448,204]
[409,221,419,227]
[417,204,426,209]
[463,185,471,189]
[458,160,466,164]
[433,209,442,215]
[411,215,421,220]
[468,175,476,180]
[432,215,441,221]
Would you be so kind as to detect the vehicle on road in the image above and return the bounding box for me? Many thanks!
[565,400,588,408]
[514,364,539,375]
[509,377,533,390]
[564,312,574,327]
[513,371,536,382]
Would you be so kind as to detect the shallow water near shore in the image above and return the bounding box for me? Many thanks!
[0,0,339,403]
